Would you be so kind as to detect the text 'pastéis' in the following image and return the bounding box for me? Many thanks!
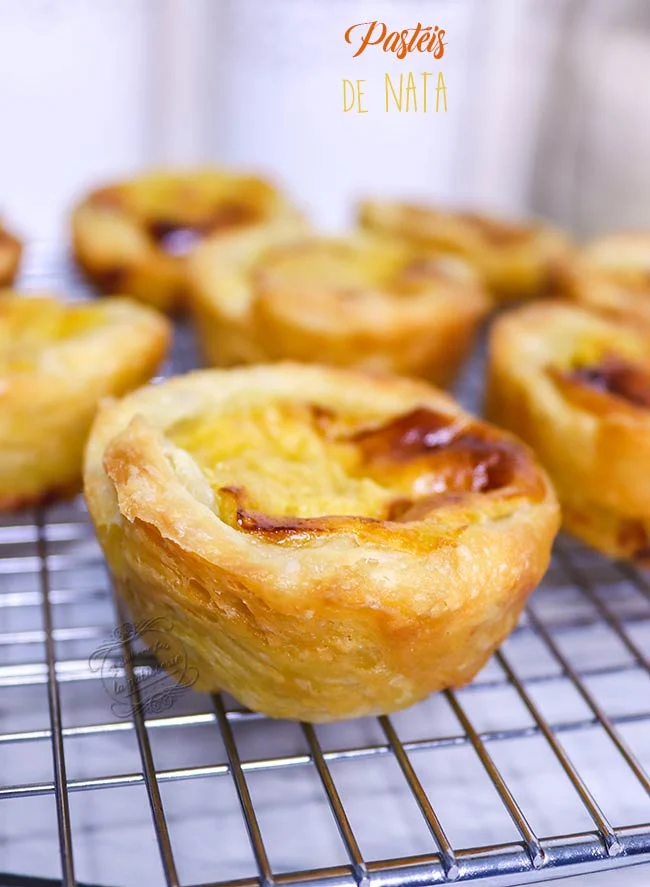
[345,21,446,60]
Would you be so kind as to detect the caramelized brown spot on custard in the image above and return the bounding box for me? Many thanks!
[348,408,521,492]
[218,485,374,539]
[93,266,129,294]
[564,355,650,408]
[542,258,572,298]
[147,203,259,256]
[386,497,415,521]
[195,405,544,545]
[350,408,460,461]
[309,404,337,431]
[617,518,650,564]
[618,517,649,552]
[236,507,313,536]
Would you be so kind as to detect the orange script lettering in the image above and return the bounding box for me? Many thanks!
[345,22,447,60]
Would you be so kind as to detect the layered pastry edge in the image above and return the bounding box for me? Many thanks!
[84,363,559,721]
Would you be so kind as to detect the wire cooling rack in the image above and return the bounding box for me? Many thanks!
[1,245,650,887]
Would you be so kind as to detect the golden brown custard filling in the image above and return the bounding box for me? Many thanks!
[255,241,468,301]
[145,204,260,256]
[556,355,650,409]
[0,301,106,373]
[168,401,541,537]
[90,178,267,256]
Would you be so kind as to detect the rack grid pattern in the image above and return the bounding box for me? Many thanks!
[1,247,649,887]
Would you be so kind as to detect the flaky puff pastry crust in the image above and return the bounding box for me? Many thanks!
[84,363,559,722]
[565,232,650,327]
[487,301,650,562]
[189,230,489,386]
[0,294,170,510]
[71,169,307,314]
[0,222,22,286]
[359,200,574,304]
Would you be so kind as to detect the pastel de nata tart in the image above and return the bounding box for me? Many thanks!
[0,221,22,287]
[566,232,650,327]
[359,200,574,304]
[487,301,650,562]
[71,168,307,314]
[189,230,489,387]
[0,293,169,510]
[84,363,559,722]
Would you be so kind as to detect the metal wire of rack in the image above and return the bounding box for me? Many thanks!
[1,246,650,887]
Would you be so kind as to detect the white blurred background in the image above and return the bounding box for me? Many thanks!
[1,0,650,240]
[1,5,650,886]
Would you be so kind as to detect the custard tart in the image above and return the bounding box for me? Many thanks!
[71,169,306,314]
[0,294,169,510]
[84,363,559,722]
[189,230,489,386]
[566,232,650,327]
[359,200,574,304]
[0,221,22,287]
[487,301,650,561]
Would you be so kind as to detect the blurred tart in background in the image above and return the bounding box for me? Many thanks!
[487,301,650,562]
[359,199,574,304]
[189,229,489,387]
[71,168,307,313]
[0,293,169,510]
[565,232,650,327]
